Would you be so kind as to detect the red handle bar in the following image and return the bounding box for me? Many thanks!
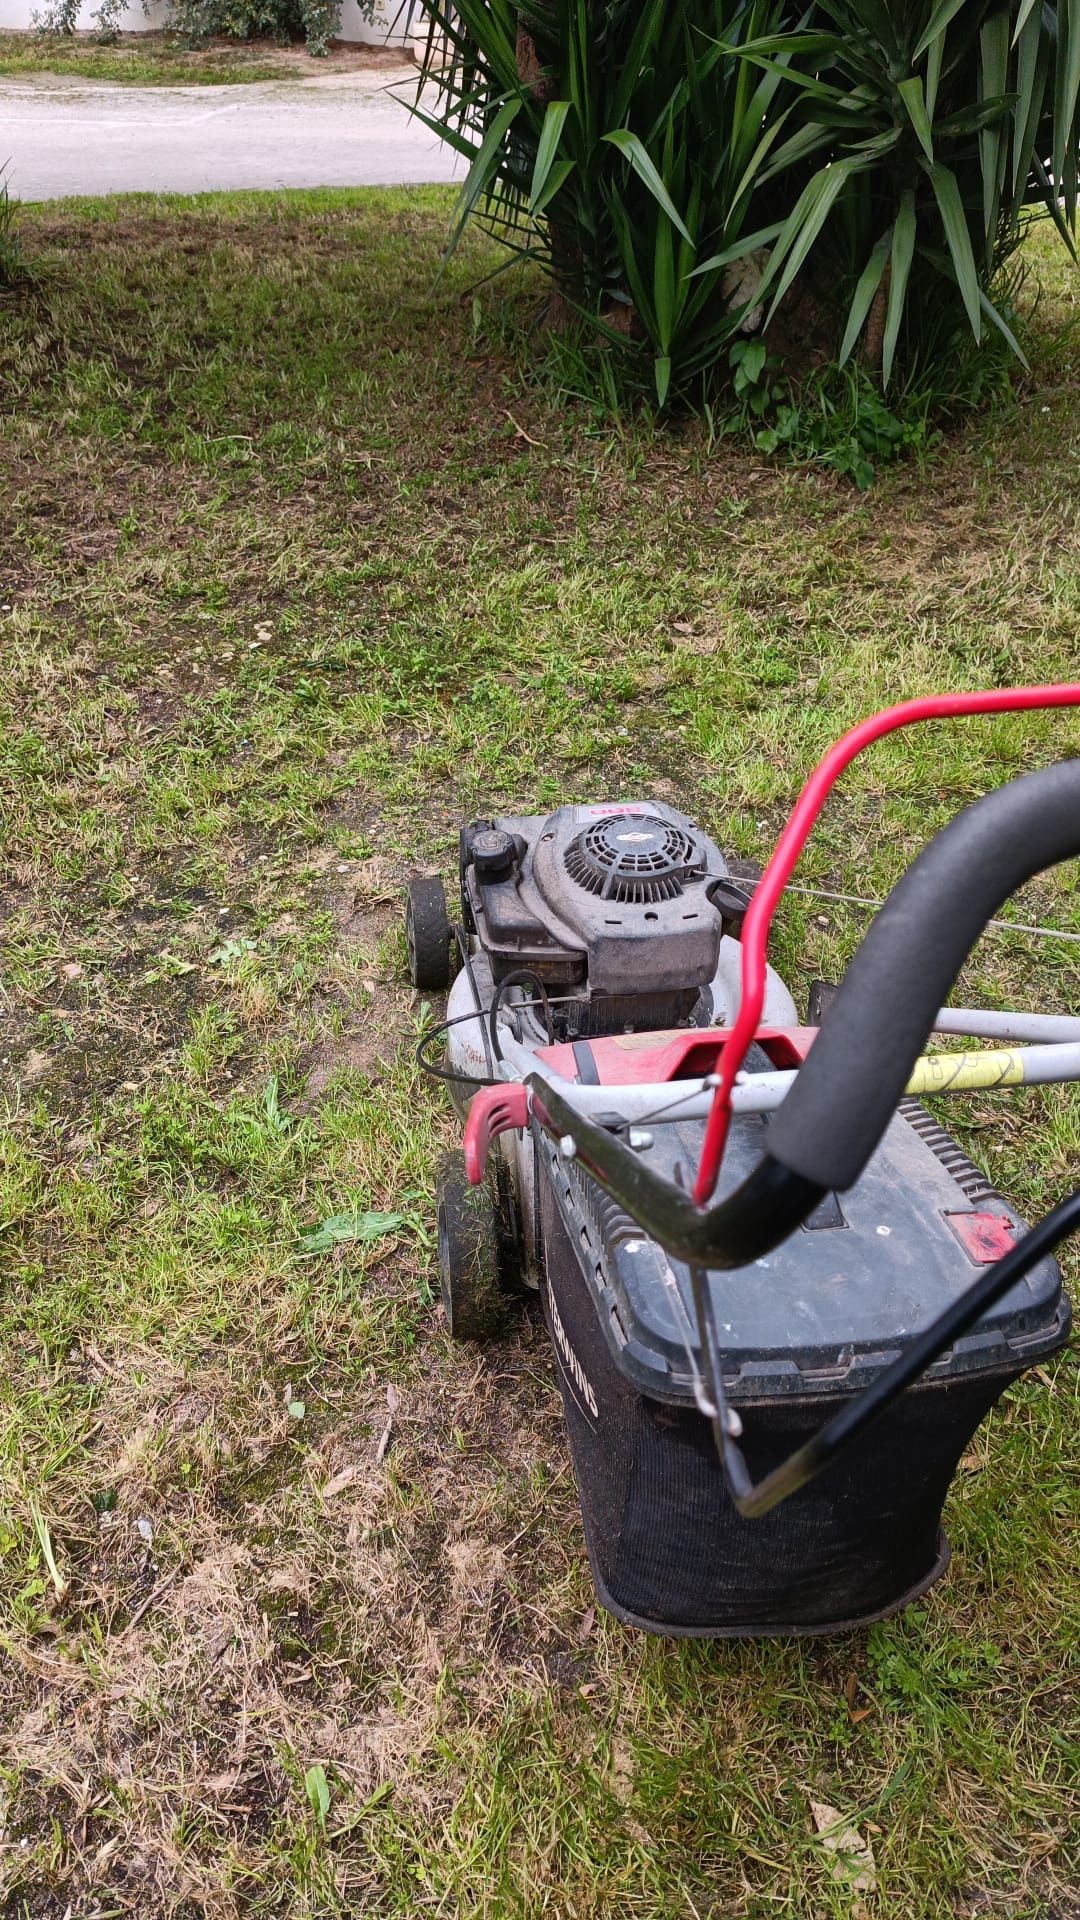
[693,684,1080,1204]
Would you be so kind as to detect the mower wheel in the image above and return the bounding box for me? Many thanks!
[807,978,840,1025]
[406,875,452,990]
[436,1150,507,1342]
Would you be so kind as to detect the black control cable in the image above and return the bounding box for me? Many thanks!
[416,985,563,1090]
[488,969,555,1063]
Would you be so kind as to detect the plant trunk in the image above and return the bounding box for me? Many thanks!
[515,20,555,103]
[865,265,891,368]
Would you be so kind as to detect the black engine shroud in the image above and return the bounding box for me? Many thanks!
[461,802,735,1038]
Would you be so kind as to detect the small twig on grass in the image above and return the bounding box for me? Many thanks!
[503,409,546,448]
[121,1565,183,1635]
[375,1382,400,1462]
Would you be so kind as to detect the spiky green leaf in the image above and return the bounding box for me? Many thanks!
[839,228,891,364]
[1053,0,1080,198]
[898,77,934,163]
[914,0,970,62]
[530,101,572,212]
[882,189,917,387]
[602,130,694,246]
[762,157,863,324]
[448,95,524,254]
[923,160,982,340]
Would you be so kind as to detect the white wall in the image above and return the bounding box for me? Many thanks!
[0,0,420,45]
[338,0,421,46]
[0,0,166,28]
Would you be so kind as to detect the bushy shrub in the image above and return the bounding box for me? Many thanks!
[414,1,1080,405]
[33,0,132,39]
[167,0,371,56]
[32,0,379,57]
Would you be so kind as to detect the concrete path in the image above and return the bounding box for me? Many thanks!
[1,68,461,200]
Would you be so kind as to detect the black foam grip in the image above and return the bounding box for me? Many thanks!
[767,760,1080,1191]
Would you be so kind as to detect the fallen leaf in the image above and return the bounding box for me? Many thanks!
[809,1800,877,1894]
[321,1465,360,1500]
[296,1211,407,1256]
[204,1770,242,1795]
[578,1606,596,1642]
[60,962,84,981]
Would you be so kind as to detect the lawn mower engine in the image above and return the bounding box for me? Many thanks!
[454,802,755,1040]
[407,776,1076,1638]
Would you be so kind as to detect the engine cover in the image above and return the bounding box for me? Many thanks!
[462,803,732,1036]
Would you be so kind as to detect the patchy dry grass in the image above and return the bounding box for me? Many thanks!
[0,31,407,86]
[0,188,1078,1918]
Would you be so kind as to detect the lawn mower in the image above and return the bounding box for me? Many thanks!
[407,686,1080,1636]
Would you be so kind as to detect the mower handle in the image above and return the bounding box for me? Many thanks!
[767,757,1080,1190]
[694,684,1080,1199]
[528,758,1080,1267]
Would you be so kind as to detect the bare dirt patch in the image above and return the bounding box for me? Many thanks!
[0,1317,580,1918]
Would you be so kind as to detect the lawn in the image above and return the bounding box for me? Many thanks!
[0,31,404,85]
[0,188,1078,1919]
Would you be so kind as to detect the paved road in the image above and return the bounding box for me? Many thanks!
[1,68,461,200]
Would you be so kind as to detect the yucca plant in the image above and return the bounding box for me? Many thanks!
[413,0,1080,403]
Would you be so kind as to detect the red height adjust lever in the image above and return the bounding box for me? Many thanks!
[464,1083,530,1184]
[693,683,1080,1204]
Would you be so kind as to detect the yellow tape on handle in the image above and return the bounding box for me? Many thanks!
[906,1049,1025,1094]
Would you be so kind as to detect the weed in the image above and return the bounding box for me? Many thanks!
[0,172,25,290]
[723,342,932,488]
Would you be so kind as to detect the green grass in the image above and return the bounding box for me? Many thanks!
[0,29,349,84]
[0,187,1077,1920]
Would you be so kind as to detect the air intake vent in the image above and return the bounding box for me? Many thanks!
[564,815,703,904]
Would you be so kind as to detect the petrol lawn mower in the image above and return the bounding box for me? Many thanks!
[407,686,1080,1637]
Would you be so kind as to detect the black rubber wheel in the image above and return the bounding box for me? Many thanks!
[436,1150,507,1342]
[807,978,840,1025]
[406,875,451,990]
